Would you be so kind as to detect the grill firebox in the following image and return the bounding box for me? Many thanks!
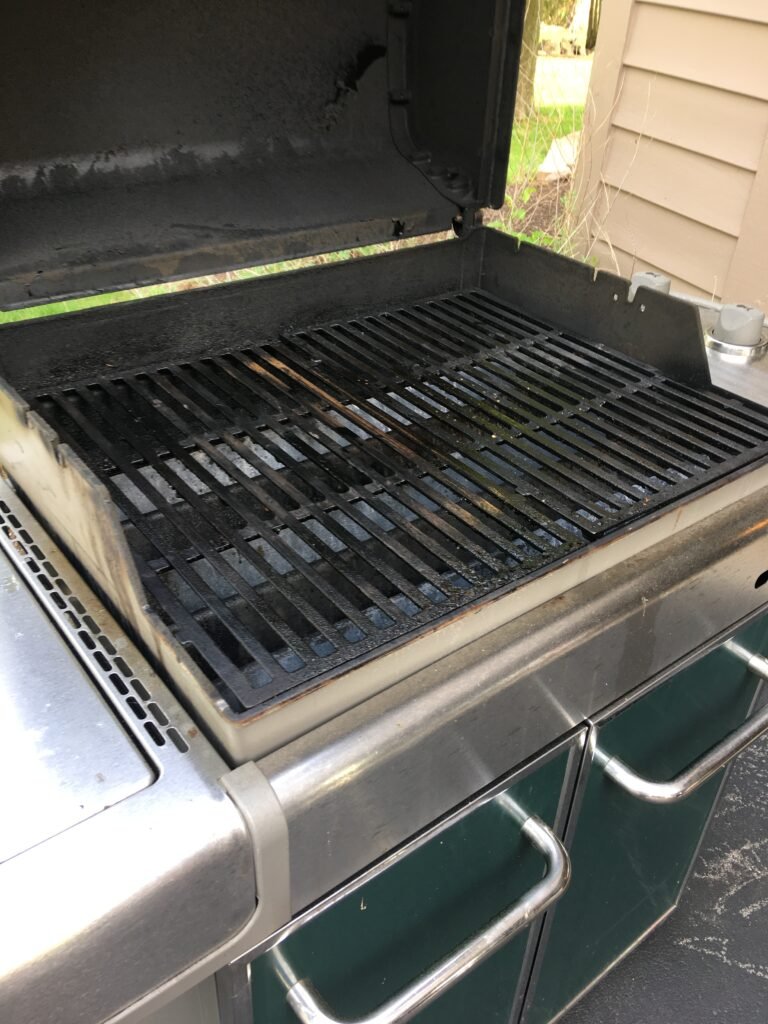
[34,288,768,716]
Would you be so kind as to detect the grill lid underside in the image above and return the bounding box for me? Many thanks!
[0,0,524,307]
[33,288,768,716]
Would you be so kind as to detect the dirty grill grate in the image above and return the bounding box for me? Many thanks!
[35,289,768,713]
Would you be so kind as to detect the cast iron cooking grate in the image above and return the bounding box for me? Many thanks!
[34,289,768,714]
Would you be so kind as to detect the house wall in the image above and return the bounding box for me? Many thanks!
[576,0,768,309]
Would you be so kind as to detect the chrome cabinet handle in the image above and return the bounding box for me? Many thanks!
[597,642,768,805]
[273,797,570,1024]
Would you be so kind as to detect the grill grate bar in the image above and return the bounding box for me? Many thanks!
[467,292,646,381]
[499,334,715,471]
[393,311,663,495]
[389,308,561,418]
[148,367,419,622]
[121,375,377,640]
[94,379,341,661]
[261,340,582,545]
[665,380,768,433]
[619,392,743,459]
[483,348,701,477]
[598,397,721,467]
[33,287,768,714]
[380,307,684,489]
[644,386,768,450]
[464,361,672,487]
[227,349,557,561]
[47,390,298,691]
[293,327,607,516]
[304,322,643,517]
[199,358,489,586]
[218,351,523,570]
[443,301,715,473]
[178,362,455,606]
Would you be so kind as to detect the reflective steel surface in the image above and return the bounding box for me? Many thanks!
[30,288,768,727]
[0,481,258,1024]
[705,309,768,408]
[278,807,569,1024]
[0,548,153,863]
[258,481,768,912]
[597,644,768,804]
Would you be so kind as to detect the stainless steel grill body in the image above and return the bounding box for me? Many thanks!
[2,6,767,1023]
[31,287,768,720]
[2,232,768,762]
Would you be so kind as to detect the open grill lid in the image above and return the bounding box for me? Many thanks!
[0,0,525,307]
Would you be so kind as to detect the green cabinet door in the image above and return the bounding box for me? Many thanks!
[524,614,768,1024]
[250,737,582,1024]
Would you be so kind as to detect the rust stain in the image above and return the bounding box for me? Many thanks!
[737,516,768,540]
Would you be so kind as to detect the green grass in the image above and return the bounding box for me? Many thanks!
[507,103,584,182]
[483,102,586,254]
[0,284,171,324]
[0,245,413,326]
[0,234,452,325]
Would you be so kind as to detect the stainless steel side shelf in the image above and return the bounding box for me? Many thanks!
[0,480,289,1024]
[0,553,153,863]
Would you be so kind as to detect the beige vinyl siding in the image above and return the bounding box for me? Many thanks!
[639,0,768,24]
[625,7,768,101]
[612,70,768,172]
[602,130,753,235]
[722,134,768,309]
[593,189,736,295]
[578,0,768,310]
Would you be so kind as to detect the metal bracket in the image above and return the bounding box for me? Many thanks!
[221,762,292,939]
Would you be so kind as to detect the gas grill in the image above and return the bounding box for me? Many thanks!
[2,3,768,1024]
[30,288,768,724]
[5,239,768,761]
